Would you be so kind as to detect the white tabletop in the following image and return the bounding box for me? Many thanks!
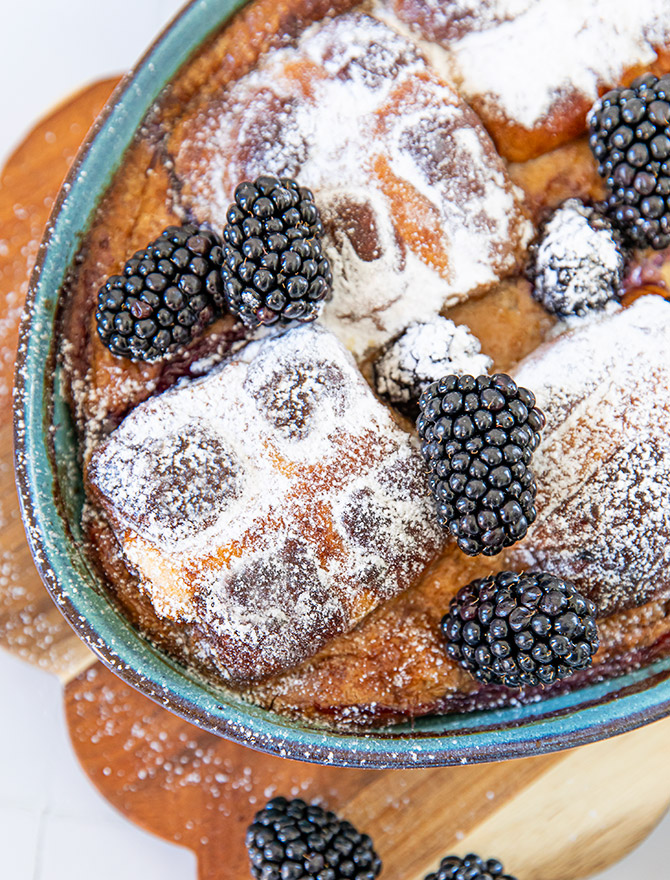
[0,2,666,877]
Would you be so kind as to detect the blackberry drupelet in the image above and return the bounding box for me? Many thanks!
[246,797,382,880]
[416,373,545,556]
[442,570,599,688]
[96,224,224,361]
[588,73,670,249]
[425,853,517,880]
[221,175,333,328]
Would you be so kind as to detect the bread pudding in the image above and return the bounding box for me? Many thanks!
[59,0,670,727]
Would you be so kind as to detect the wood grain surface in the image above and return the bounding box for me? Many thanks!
[0,77,119,681]
[0,78,669,880]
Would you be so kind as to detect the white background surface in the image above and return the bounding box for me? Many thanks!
[0,1,667,877]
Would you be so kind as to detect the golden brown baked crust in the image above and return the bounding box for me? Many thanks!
[58,0,670,728]
[388,0,670,162]
[450,53,670,163]
[60,0,372,449]
[243,293,670,723]
[168,10,532,358]
[244,548,670,726]
[85,325,446,682]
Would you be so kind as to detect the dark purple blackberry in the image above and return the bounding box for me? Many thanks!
[588,73,670,249]
[221,175,332,328]
[416,373,545,557]
[425,853,517,880]
[96,224,224,361]
[442,570,599,688]
[246,797,381,880]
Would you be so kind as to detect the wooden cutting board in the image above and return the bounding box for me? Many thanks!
[1,78,669,880]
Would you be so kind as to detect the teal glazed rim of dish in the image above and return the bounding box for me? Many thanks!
[13,0,670,769]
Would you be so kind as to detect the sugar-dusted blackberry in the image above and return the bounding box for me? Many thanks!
[373,317,492,418]
[221,175,333,328]
[246,797,382,880]
[528,199,626,316]
[416,373,545,556]
[96,224,224,361]
[425,853,517,880]
[588,73,670,249]
[442,570,599,688]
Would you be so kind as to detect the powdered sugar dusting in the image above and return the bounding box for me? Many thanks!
[374,316,492,405]
[88,324,444,680]
[61,320,250,462]
[389,0,535,42]
[509,296,670,614]
[530,199,624,316]
[173,11,531,357]
[439,0,670,129]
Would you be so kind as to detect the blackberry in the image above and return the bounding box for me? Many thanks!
[588,73,670,249]
[416,373,545,556]
[96,224,224,361]
[246,797,382,880]
[425,853,517,880]
[221,175,333,328]
[442,570,599,688]
[528,199,625,316]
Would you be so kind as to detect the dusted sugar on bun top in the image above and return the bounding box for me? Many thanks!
[389,0,670,160]
[242,296,670,724]
[86,324,445,681]
[388,0,535,44]
[171,11,532,357]
[509,295,670,615]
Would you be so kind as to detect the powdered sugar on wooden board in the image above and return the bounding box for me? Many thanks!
[88,324,444,681]
[509,296,670,614]
[68,666,338,821]
[428,0,670,129]
[172,11,532,357]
